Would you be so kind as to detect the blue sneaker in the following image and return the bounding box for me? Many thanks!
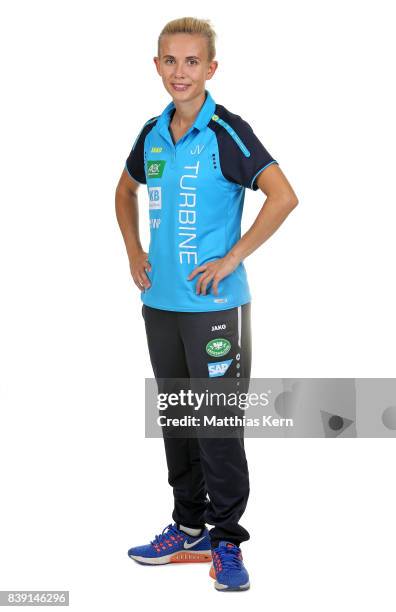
[209,541,250,591]
[127,523,212,565]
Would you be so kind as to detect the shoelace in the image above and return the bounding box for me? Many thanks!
[150,523,181,547]
[215,544,242,571]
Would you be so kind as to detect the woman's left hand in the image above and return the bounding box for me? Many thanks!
[188,253,241,295]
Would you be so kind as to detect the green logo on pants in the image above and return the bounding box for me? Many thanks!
[206,338,231,357]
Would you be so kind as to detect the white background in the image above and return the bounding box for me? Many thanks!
[0,0,395,610]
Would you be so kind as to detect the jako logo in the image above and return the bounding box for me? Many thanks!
[208,359,233,378]
[211,324,226,332]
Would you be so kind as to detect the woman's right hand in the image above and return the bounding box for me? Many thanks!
[129,250,152,291]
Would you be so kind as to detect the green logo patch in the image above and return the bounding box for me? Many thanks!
[147,160,166,179]
[206,338,231,357]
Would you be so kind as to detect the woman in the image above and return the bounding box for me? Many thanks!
[115,16,298,592]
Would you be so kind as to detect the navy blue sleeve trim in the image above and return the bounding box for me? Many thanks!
[124,162,145,185]
[250,160,279,189]
[125,117,158,185]
[209,105,278,191]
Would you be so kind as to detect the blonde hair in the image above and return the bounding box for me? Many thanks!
[158,17,217,62]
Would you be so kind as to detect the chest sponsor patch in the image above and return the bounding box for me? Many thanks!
[149,186,162,210]
[208,359,233,378]
[147,160,166,179]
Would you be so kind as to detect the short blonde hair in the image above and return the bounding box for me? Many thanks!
[158,17,217,62]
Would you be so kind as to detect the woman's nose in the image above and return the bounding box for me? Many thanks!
[173,63,186,78]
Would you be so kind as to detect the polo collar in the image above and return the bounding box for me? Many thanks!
[157,89,216,142]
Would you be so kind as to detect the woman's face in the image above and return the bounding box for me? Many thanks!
[154,33,217,102]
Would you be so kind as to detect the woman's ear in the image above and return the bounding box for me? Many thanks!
[153,56,161,76]
[207,60,219,80]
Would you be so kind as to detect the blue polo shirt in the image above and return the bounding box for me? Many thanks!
[125,89,279,312]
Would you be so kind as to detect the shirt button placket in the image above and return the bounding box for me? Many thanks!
[169,139,176,169]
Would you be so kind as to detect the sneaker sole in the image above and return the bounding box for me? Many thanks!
[214,581,250,591]
[209,563,250,591]
[129,550,212,565]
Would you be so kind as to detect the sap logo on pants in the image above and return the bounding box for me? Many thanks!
[208,359,233,378]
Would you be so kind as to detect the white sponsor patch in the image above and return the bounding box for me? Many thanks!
[149,186,162,210]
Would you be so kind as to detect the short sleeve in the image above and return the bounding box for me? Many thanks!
[125,126,147,185]
[125,116,158,184]
[213,110,279,191]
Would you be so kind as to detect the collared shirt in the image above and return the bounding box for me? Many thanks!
[125,89,279,312]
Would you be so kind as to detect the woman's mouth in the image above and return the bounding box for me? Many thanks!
[171,83,191,92]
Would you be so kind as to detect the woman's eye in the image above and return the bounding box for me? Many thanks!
[164,59,198,65]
